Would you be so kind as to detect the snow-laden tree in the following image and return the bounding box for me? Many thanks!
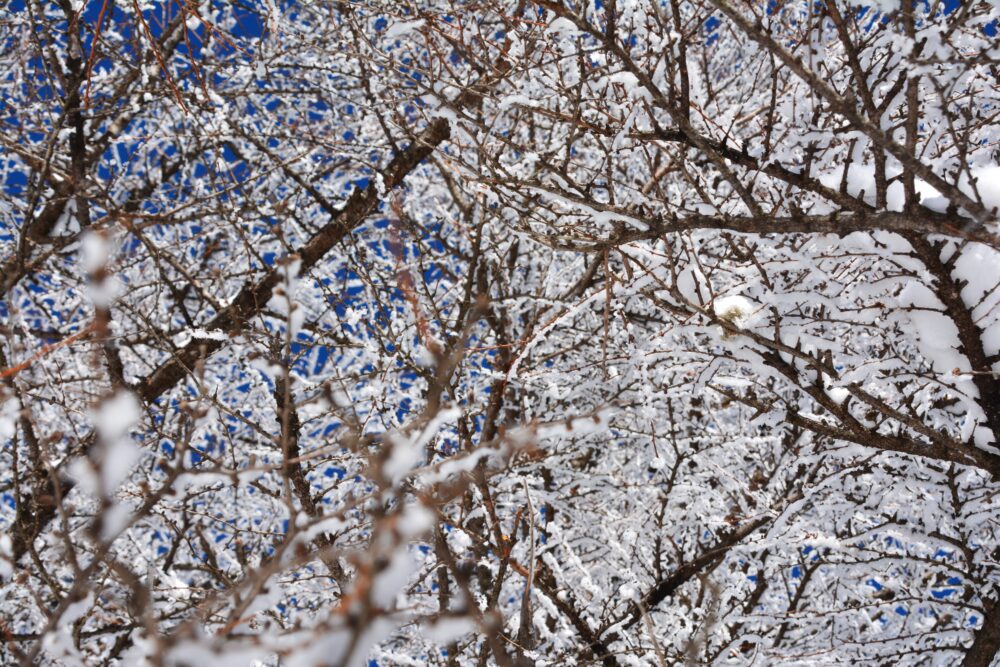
[1,0,999,665]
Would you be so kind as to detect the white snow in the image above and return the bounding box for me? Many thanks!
[713,295,754,329]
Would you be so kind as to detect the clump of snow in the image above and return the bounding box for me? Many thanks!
[867,0,901,13]
[40,592,94,664]
[0,396,19,440]
[370,549,419,608]
[384,407,461,483]
[80,231,110,274]
[97,391,141,446]
[450,528,473,554]
[268,256,305,337]
[383,18,425,41]
[0,534,11,579]
[546,17,578,38]
[398,504,435,539]
[172,328,228,348]
[713,295,754,329]
[80,230,121,307]
[817,164,1000,216]
[52,199,80,236]
[423,617,477,643]
[824,382,850,406]
[71,391,143,499]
